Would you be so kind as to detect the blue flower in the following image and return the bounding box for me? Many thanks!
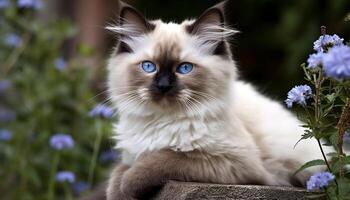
[307,172,335,191]
[4,34,22,47]
[56,171,75,183]
[0,110,16,122]
[50,133,74,150]
[285,85,312,108]
[17,0,42,9]
[72,181,89,196]
[54,58,66,71]
[89,104,114,119]
[0,0,10,8]
[99,150,119,163]
[313,34,344,52]
[0,129,12,141]
[322,45,350,80]
[307,51,325,69]
[0,80,12,93]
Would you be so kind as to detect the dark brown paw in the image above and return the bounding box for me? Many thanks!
[120,167,163,199]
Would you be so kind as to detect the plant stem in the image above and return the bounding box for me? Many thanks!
[3,32,31,75]
[88,119,103,187]
[317,139,332,172]
[64,184,73,200]
[313,71,332,173]
[47,153,60,200]
[336,98,350,177]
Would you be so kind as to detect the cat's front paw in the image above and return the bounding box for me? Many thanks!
[121,166,163,199]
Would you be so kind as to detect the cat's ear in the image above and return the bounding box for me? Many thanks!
[107,2,155,53]
[188,1,226,34]
[187,1,236,57]
[118,2,155,34]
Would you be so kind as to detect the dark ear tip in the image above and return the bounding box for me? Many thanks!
[216,0,229,9]
[210,0,229,13]
[117,2,155,33]
[211,0,229,19]
[118,2,144,26]
[119,1,132,10]
[186,0,230,35]
[119,2,136,16]
[119,1,144,20]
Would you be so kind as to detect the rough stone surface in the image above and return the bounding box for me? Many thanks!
[153,181,323,200]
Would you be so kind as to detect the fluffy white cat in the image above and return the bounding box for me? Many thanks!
[105,2,330,199]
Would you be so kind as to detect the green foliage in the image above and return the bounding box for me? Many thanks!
[294,159,326,175]
[0,2,115,200]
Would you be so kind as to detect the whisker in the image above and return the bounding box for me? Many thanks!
[88,86,140,102]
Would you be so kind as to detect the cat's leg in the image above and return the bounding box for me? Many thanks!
[106,163,136,200]
[120,149,279,199]
[262,157,317,187]
[120,150,183,199]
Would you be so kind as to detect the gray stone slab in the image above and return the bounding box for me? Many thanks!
[153,181,324,200]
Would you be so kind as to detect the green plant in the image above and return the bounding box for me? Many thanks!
[288,27,350,199]
[0,1,117,199]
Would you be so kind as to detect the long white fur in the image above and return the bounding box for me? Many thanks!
[191,24,238,54]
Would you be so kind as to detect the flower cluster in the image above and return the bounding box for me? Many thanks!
[288,32,350,108]
[0,0,9,9]
[285,85,312,108]
[307,51,324,69]
[0,80,11,93]
[313,34,344,52]
[89,104,114,119]
[0,109,16,122]
[307,172,335,192]
[49,133,74,150]
[54,58,66,71]
[99,150,119,163]
[4,34,22,47]
[0,0,42,9]
[55,171,76,183]
[0,129,12,141]
[72,181,89,195]
[306,34,350,80]
[322,45,350,79]
[17,0,42,9]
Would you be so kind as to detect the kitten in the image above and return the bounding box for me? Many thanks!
[105,1,330,199]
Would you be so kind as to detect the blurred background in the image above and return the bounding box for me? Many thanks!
[0,0,349,199]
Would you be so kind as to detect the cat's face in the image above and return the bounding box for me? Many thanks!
[108,2,237,115]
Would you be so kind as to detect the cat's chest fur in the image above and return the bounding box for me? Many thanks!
[115,111,239,164]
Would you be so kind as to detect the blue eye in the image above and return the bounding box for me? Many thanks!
[177,63,193,74]
[141,61,157,73]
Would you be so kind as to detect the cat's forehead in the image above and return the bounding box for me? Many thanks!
[151,19,194,32]
[145,20,195,62]
[150,20,193,43]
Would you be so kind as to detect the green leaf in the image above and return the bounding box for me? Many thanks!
[294,159,326,175]
[326,152,338,157]
[329,133,338,148]
[325,93,336,103]
[325,182,339,200]
[345,156,350,164]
